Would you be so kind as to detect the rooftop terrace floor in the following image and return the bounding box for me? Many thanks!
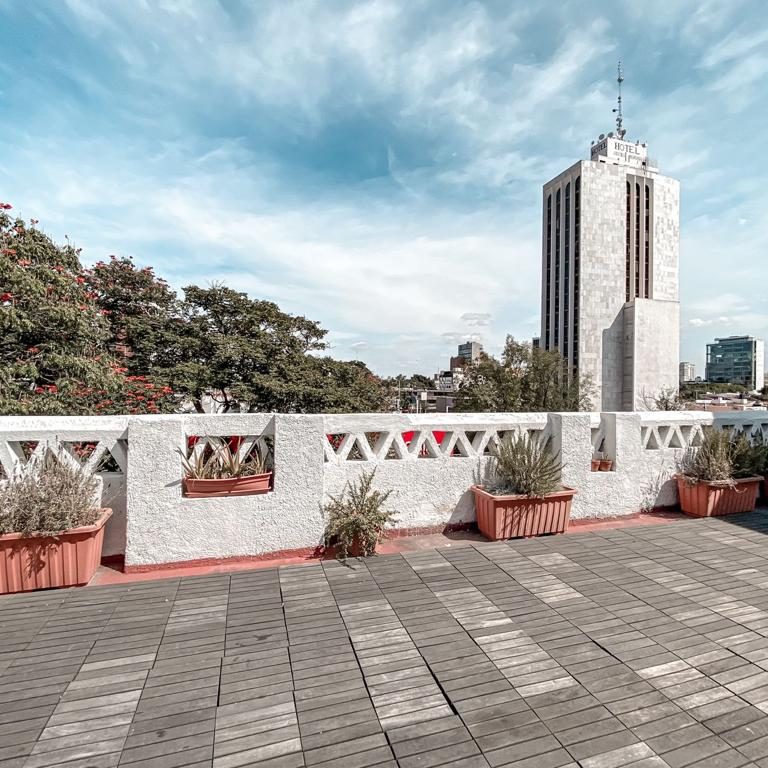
[5,513,768,767]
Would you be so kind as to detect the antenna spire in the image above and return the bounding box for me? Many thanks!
[612,60,626,139]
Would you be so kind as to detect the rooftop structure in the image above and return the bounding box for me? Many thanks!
[541,65,680,410]
[679,361,695,383]
[706,335,765,392]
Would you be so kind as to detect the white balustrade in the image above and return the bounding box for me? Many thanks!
[0,411,766,568]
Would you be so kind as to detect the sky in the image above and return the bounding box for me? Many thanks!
[1,0,767,378]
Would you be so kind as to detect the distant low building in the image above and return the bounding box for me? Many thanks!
[705,336,765,392]
[457,341,483,364]
[679,361,695,383]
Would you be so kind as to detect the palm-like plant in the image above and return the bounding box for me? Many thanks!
[180,437,269,480]
[679,430,762,485]
[488,433,562,498]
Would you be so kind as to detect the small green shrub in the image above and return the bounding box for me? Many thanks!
[487,433,562,497]
[679,430,761,485]
[323,470,396,558]
[180,437,269,480]
[0,450,99,536]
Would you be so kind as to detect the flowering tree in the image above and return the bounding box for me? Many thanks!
[0,205,113,414]
[1,205,384,416]
[84,255,179,377]
[0,206,176,415]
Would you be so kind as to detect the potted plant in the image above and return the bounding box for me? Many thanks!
[181,437,272,498]
[0,450,111,594]
[472,434,576,540]
[591,454,601,472]
[677,431,762,517]
[323,469,396,558]
[599,455,614,472]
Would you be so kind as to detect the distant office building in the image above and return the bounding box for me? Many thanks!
[706,336,765,391]
[532,336,541,350]
[679,362,695,383]
[457,341,483,364]
[540,68,680,410]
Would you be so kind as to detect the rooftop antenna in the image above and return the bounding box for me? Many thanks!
[612,60,626,139]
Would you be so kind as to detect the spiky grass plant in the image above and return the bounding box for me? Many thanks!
[180,437,269,480]
[488,433,562,498]
[323,469,396,558]
[0,449,99,536]
[679,430,761,486]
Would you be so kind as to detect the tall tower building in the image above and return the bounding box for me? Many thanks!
[540,65,680,410]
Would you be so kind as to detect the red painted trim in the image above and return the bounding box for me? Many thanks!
[111,509,699,575]
[383,521,476,539]
[122,545,319,573]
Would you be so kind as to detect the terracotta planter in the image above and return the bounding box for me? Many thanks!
[591,459,601,472]
[677,476,761,517]
[0,508,112,594]
[323,536,369,559]
[599,459,614,472]
[183,472,272,498]
[472,486,576,541]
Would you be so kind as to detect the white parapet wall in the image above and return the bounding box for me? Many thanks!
[1,411,767,568]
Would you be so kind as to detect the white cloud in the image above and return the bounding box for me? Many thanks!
[461,312,491,327]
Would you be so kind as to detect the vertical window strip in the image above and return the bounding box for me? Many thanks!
[554,188,561,347]
[564,182,571,364]
[545,194,552,350]
[644,184,650,298]
[573,176,580,369]
[635,182,641,298]
[625,181,631,302]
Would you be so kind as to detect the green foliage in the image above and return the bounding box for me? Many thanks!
[679,430,762,485]
[323,470,396,558]
[679,381,751,400]
[453,337,592,413]
[84,255,179,378]
[487,433,562,497]
[644,387,685,411]
[0,449,99,536]
[0,208,116,414]
[1,205,386,416]
[179,437,269,480]
[167,284,385,413]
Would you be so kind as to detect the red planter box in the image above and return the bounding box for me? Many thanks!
[677,476,761,517]
[183,472,272,498]
[472,486,576,541]
[0,508,112,594]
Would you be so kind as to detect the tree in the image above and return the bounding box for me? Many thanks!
[641,387,685,411]
[2,207,386,416]
[453,336,592,413]
[84,255,178,377]
[0,207,179,416]
[0,206,111,414]
[165,284,385,413]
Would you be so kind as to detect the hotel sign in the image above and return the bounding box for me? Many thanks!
[591,138,648,169]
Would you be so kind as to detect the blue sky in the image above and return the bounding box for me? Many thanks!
[1,0,767,378]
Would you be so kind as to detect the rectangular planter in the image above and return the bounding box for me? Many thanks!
[677,476,761,517]
[472,486,576,541]
[183,472,272,498]
[0,508,112,594]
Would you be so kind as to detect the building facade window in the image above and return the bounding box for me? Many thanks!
[635,182,641,298]
[573,176,580,369]
[625,181,631,302]
[564,182,570,363]
[644,184,650,298]
[545,194,551,350]
[554,188,561,348]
